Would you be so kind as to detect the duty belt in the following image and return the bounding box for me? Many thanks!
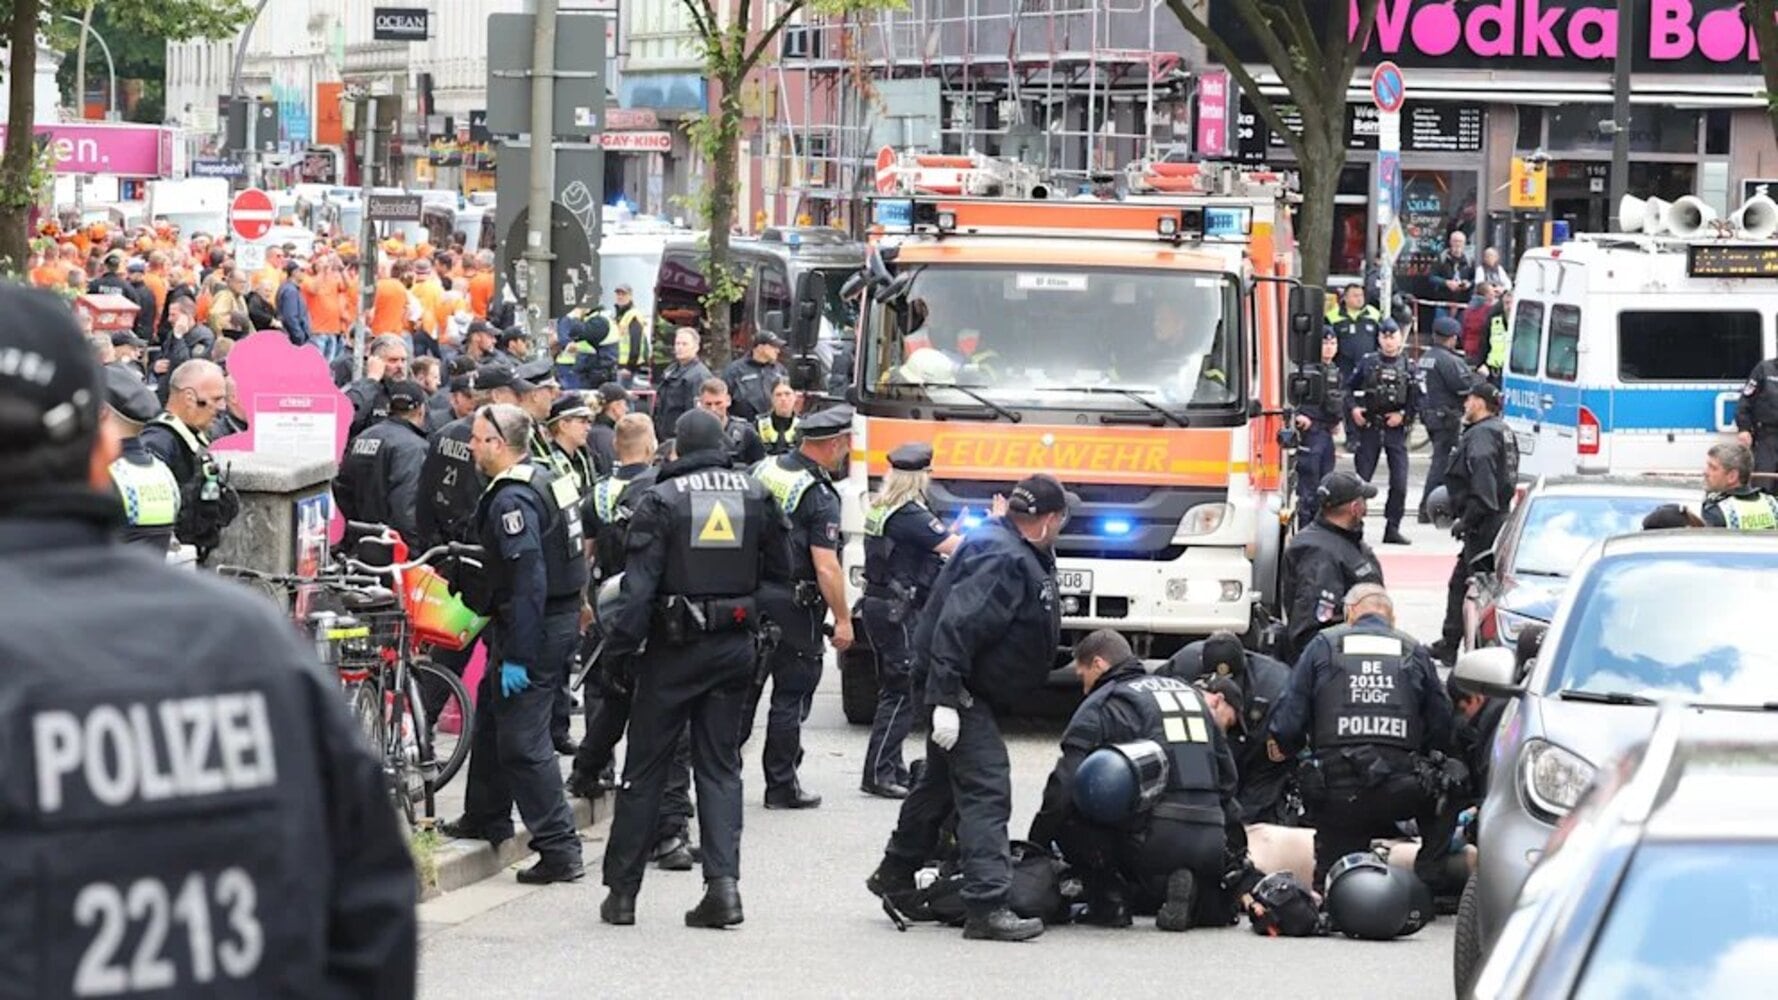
[864,582,921,603]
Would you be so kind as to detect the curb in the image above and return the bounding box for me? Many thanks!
[420,795,609,900]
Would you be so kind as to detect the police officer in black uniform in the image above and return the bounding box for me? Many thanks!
[697,377,768,468]
[747,405,855,808]
[858,442,963,798]
[1433,382,1519,665]
[1348,322,1418,544]
[1266,583,1459,892]
[1293,330,1345,527]
[1416,316,1476,523]
[333,380,431,544]
[867,474,1068,943]
[103,366,181,553]
[721,330,788,422]
[1028,629,1250,931]
[416,365,532,551]
[140,357,238,561]
[1734,352,1778,488]
[1163,631,1298,825]
[588,381,630,474]
[0,285,416,998]
[1325,284,1383,447]
[1279,471,1386,665]
[599,409,791,928]
[442,402,589,884]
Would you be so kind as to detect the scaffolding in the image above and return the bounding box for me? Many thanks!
[760,0,1189,229]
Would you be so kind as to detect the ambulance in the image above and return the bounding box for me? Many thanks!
[781,154,1322,722]
[1504,191,1778,478]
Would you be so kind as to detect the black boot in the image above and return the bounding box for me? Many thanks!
[962,907,1044,942]
[1382,525,1412,545]
[764,784,822,810]
[866,860,917,901]
[1155,869,1199,932]
[652,835,696,871]
[600,890,637,925]
[437,817,512,847]
[516,854,585,885]
[1080,881,1132,928]
[685,877,744,928]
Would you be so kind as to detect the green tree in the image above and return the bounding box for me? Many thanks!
[0,0,252,270]
[680,0,899,366]
[1163,0,1384,288]
[49,2,178,122]
[1746,2,1778,151]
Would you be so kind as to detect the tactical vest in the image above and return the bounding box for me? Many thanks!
[426,421,483,544]
[614,306,643,366]
[476,463,588,601]
[555,340,595,367]
[1364,357,1410,413]
[150,413,237,550]
[657,467,767,598]
[1487,314,1509,369]
[863,499,944,596]
[548,443,596,496]
[1311,625,1422,753]
[1107,674,1220,799]
[757,414,799,453]
[1718,492,1778,531]
[591,468,657,579]
[755,457,826,581]
[110,455,180,528]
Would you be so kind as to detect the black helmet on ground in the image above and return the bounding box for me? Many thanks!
[1426,485,1454,529]
[1324,852,1411,940]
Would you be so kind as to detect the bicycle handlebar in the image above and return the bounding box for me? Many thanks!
[341,541,485,579]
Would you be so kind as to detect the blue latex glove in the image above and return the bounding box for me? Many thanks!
[500,662,532,698]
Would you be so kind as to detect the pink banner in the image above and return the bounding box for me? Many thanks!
[1195,70,1232,159]
[0,122,173,177]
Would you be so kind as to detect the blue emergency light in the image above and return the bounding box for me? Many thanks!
[873,199,914,228]
[1204,207,1253,237]
[1098,518,1134,537]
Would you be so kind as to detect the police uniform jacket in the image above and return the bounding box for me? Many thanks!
[1029,659,1242,849]
[757,413,800,455]
[586,462,659,579]
[1735,358,1778,436]
[605,448,790,653]
[724,415,767,468]
[1300,361,1345,427]
[1416,344,1475,432]
[1324,305,1382,372]
[650,359,713,438]
[109,436,180,551]
[473,462,588,669]
[1446,414,1519,532]
[722,356,787,422]
[1163,644,1295,823]
[0,488,416,998]
[344,377,394,440]
[754,450,844,650]
[913,517,1061,714]
[415,415,484,549]
[862,497,948,605]
[1348,351,1420,422]
[334,416,430,544]
[1279,518,1384,664]
[1267,613,1453,768]
[587,415,617,475]
[161,323,216,374]
[138,413,236,550]
[1702,486,1778,530]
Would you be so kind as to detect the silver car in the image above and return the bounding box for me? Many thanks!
[1451,530,1778,992]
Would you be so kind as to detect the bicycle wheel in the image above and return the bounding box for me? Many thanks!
[381,671,420,828]
[410,658,473,793]
[344,680,383,754]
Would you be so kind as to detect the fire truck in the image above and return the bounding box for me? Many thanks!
[781,155,1323,722]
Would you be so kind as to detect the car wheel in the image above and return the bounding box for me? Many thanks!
[839,644,879,725]
[1453,872,1483,996]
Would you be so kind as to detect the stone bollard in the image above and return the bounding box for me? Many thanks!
[208,450,337,581]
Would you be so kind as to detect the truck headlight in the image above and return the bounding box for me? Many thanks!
[1172,503,1230,542]
[1521,739,1595,820]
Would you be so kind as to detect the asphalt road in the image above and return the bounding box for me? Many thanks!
[418,458,1463,1000]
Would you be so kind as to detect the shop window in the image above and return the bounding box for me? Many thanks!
[1546,304,1580,382]
[1617,311,1761,381]
[1516,108,1542,151]
[1336,163,1369,197]
[1393,169,1478,292]
[1509,300,1544,376]
[1706,111,1731,156]
[1547,105,1699,155]
[1329,203,1367,277]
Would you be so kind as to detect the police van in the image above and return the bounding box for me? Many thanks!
[1503,192,1778,477]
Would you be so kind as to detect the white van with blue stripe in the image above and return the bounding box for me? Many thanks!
[1503,233,1777,478]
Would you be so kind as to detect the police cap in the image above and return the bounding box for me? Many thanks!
[596,381,630,407]
[110,329,147,349]
[0,284,102,447]
[386,380,428,411]
[548,394,593,423]
[449,372,477,394]
[888,442,933,471]
[1318,470,1378,507]
[1007,474,1071,516]
[473,364,536,395]
[102,365,160,424]
[1467,381,1502,409]
[1200,630,1248,685]
[1192,675,1246,727]
[577,315,611,343]
[496,327,527,348]
[1431,316,1461,340]
[797,404,854,440]
[674,408,726,454]
[466,319,498,339]
[514,357,557,389]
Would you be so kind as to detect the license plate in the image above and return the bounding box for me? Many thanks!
[1056,570,1094,595]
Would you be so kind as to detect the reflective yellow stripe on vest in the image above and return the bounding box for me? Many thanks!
[152,412,210,452]
[110,457,180,526]
[1724,494,1778,531]
[1487,315,1508,369]
[591,475,632,523]
[754,459,817,517]
[757,415,800,447]
[555,341,595,366]
[615,308,641,366]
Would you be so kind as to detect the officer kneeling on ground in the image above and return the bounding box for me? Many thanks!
[600,410,791,927]
[1162,632,1298,826]
[1027,629,1251,931]
[1266,583,1464,897]
[0,285,417,997]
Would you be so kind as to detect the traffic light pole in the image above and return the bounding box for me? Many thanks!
[522,0,557,350]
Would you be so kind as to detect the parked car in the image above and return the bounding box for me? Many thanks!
[1451,530,1778,992]
[1469,705,1778,998]
[1463,477,1696,650]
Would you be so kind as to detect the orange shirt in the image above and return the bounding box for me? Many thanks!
[144,273,169,330]
[370,278,409,335]
[302,274,352,334]
[31,261,68,288]
[468,271,495,319]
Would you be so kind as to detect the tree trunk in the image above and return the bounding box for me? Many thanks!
[0,0,41,276]
[1749,2,1778,150]
[1295,137,1342,291]
[699,83,745,370]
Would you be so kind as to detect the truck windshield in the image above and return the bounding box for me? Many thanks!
[860,265,1240,407]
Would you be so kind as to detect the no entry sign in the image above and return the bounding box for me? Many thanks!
[231,187,275,241]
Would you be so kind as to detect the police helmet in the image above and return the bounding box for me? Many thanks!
[1072,740,1169,825]
[1396,868,1435,937]
[1248,871,1322,938]
[1425,485,1454,529]
[593,573,625,632]
[1324,853,1411,940]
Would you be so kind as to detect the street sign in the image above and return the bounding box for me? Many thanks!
[500,204,597,318]
[230,188,274,241]
[486,13,608,137]
[1376,150,1401,222]
[495,141,602,314]
[235,242,267,272]
[1378,111,1401,153]
[192,158,244,178]
[1370,61,1405,114]
[365,193,423,222]
[875,145,897,194]
[1382,219,1406,262]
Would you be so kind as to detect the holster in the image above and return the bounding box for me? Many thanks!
[653,594,759,646]
[752,620,782,686]
[793,579,823,609]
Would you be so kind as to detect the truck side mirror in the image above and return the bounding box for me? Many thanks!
[1289,284,1323,365]
[1287,367,1325,408]
[788,271,823,353]
[790,356,824,392]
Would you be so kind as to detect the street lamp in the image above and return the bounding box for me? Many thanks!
[60,14,117,120]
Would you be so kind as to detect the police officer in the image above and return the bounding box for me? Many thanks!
[140,358,239,561]
[859,442,964,798]
[1325,284,1382,445]
[867,474,1068,943]
[1702,442,1778,529]
[1735,356,1778,491]
[611,284,649,381]
[652,327,714,438]
[722,330,788,422]
[748,405,855,808]
[1293,330,1345,527]
[1433,383,1519,664]
[1266,583,1458,891]
[1349,322,1418,544]
[1163,631,1298,826]
[1416,317,1476,523]
[441,403,588,884]
[333,380,431,544]
[0,284,416,998]
[545,393,599,495]
[599,409,791,928]
[103,366,181,553]
[588,381,630,473]
[514,358,564,466]
[1028,629,1250,931]
[698,377,768,467]
[344,333,412,439]
[1279,471,1386,665]
[757,378,801,456]
[416,366,528,551]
